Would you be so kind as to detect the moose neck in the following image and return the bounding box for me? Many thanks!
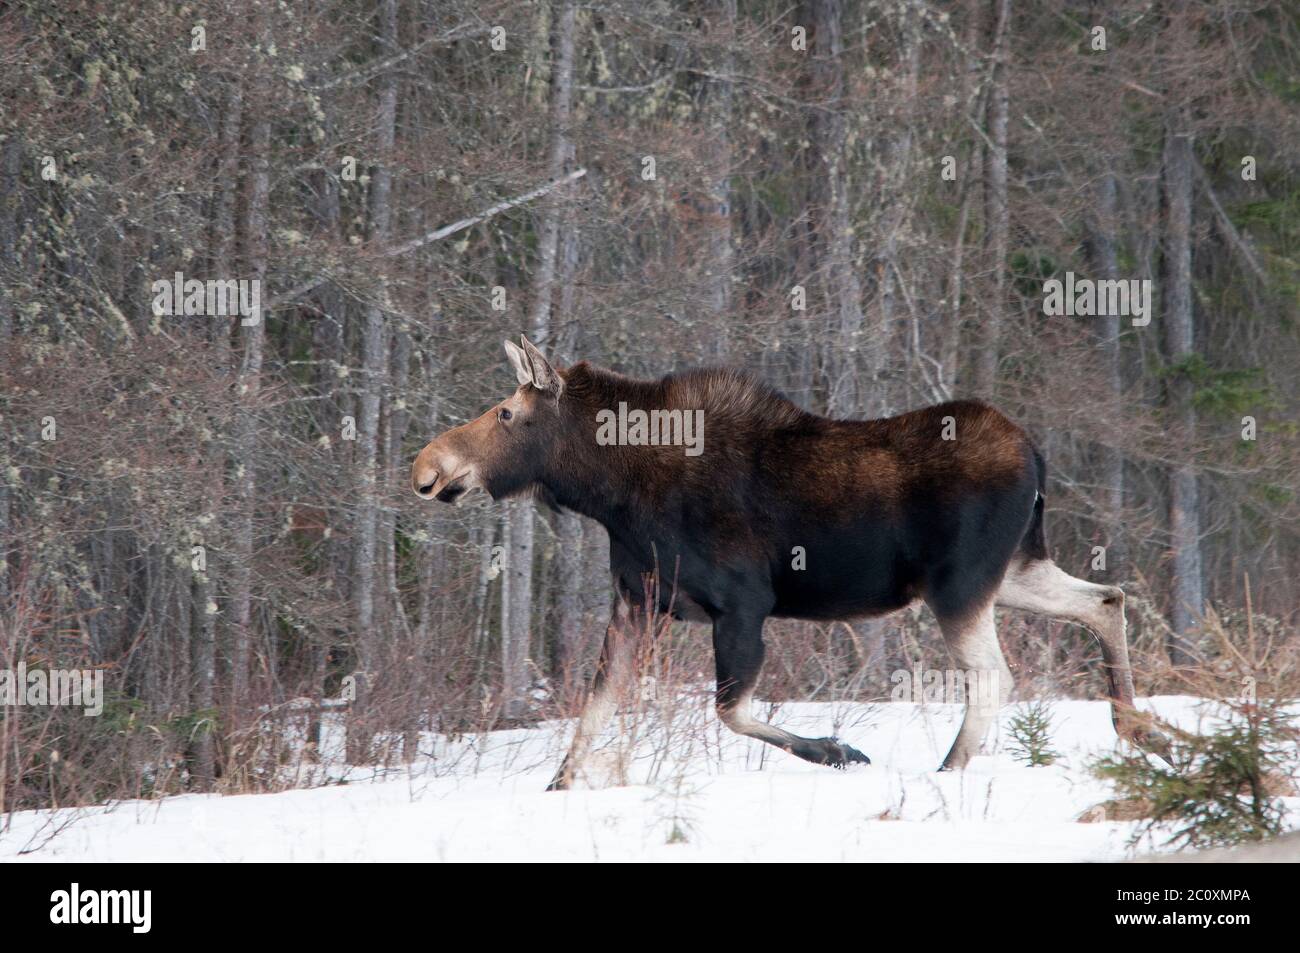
[535,364,678,535]
[531,361,815,544]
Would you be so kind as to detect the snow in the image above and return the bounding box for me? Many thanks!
[2,695,1295,862]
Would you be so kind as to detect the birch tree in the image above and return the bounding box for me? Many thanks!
[802,0,864,417]
[348,0,399,759]
[972,0,1010,397]
[1162,118,1202,664]
[503,0,578,719]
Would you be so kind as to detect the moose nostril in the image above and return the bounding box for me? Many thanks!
[417,481,436,497]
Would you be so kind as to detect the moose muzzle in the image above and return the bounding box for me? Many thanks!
[411,442,474,503]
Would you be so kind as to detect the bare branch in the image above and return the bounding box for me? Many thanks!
[309,22,495,92]
[267,168,587,309]
[1193,159,1268,284]
[385,168,587,258]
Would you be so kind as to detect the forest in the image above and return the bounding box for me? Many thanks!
[0,0,1296,815]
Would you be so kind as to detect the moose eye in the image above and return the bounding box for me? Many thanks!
[498,408,512,422]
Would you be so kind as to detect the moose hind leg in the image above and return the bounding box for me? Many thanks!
[995,558,1169,756]
[936,602,1012,770]
[713,612,870,768]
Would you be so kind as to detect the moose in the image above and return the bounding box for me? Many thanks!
[413,337,1166,790]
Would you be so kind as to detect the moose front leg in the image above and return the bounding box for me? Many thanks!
[712,610,870,768]
[547,587,637,791]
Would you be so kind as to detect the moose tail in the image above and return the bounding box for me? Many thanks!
[1019,446,1049,561]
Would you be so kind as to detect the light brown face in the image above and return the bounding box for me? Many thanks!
[411,336,565,504]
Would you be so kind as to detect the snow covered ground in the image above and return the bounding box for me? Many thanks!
[2,695,1296,862]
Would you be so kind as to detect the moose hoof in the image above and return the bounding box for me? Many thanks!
[545,768,571,792]
[937,747,974,772]
[1116,715,1174,761]
[819,737,871,769]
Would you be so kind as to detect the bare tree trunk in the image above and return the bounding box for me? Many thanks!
[209,87,242,294]
[553,189,587,690]
[0,140,16,602]
[873,0,921,415]
[381,177,417,759]
[474,519,497,683]
[309,122,346,757]
[805,0,865,418]
[190,562,217,789]
[972,0,1010,397]
[945,5,986,397]
[703,0,736,363]
[1089,169,1127,572]
[1162,120,1202,663]
[230,86,268,723]
[167,566,190,713]
[554,511,585,686]
[503,0,578,720]
[187,82,241,789]
[388,311,415,759]
[0,138,18,346]
[528,0,577,338]
[944,186,974,398]
[348,0,398,760]
[500,498,523,719]
[415,356,443,659]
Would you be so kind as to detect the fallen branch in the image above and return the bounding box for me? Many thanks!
[1193,159,1268,284]
[385,167,587,258]
[309,22,496,92]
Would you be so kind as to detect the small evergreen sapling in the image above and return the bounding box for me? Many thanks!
[1006,699,1060,766]
[1092,699,1296,850]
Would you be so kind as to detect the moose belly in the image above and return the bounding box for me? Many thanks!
[770,531,919,621]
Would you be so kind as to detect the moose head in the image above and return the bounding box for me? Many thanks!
[411,336,566,504]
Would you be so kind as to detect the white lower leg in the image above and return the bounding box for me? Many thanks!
[939,603,1012,770]
[996,558,1136,729]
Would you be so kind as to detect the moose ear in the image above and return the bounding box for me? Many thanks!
[520,335,564,399]
[503,339,534,386]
